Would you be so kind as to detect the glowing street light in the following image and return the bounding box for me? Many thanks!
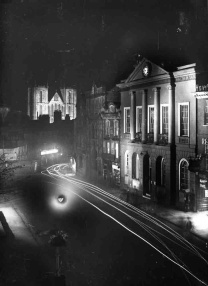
[57,195,66,204]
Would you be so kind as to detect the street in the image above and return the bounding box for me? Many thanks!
[1,164,208,285]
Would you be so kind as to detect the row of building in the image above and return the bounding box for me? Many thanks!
[74,57,208,212]
[1,56,207,212]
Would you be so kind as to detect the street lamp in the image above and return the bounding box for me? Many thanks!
[57,195,66,204]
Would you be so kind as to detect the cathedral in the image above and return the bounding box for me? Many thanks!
[27,85,77,123]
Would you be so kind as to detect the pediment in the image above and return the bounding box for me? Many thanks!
[125,58,169,83]
[50,92,64,104]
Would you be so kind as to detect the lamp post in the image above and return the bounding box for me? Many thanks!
[48,228,68,286]
[47,195,68,286]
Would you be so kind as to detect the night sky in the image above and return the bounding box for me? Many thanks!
[0,0,206,112]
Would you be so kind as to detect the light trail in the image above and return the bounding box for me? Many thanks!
[44,164,208,260]
[41,164,208,286]
[70,177,208,260]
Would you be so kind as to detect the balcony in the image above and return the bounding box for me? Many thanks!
[179,136,189,144]
[134,132,142,143]
[146,133,154,144]
[158,134,168,145]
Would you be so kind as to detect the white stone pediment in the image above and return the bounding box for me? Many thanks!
[49,92,64,105]
[125,58,169,84]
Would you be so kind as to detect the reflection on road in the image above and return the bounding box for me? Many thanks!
[42,164,208,286]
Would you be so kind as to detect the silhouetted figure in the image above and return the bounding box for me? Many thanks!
[185,217,192,231]
[184,216,192,239]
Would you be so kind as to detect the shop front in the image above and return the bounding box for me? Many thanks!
[196,172,208,211]
[189,156,208,211]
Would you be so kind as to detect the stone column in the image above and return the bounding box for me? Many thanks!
[130,91,136,140]
[153,87,160,144]
[27,88,30,117]
[142,89,147,143]
[167,84,175,145]
[32,89,37,120]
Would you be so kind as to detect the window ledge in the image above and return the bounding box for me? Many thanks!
[202,125,208,127]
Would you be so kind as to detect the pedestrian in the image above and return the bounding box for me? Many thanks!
[184,216,192,239]
[185,217,192,231]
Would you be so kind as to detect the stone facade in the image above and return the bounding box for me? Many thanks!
[117,57,207,210]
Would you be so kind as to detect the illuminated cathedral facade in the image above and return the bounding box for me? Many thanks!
[27,85,77,123]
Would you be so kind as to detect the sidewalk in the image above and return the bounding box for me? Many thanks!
[0,198,53,286]
[0,201,38,246]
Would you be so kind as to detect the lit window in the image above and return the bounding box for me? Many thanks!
[148,106,154,133]
[205,100,208,125]
[111,141,114,154]
[136,106,142,132]
[179,159,189,191]
[161,105,168,134]
[106,120,110,136]
[107,142,110,154]
[124,107,130,133]
[114,120,119,137]
[115,142,119,158]
[178,103,189,136]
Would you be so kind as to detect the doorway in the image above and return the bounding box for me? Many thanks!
[143,153,151,196]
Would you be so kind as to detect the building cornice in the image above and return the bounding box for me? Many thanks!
[117,77,172,92]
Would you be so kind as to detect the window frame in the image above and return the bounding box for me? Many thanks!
[148,105,154,133]
[111,141,115,154]
[160,104,169,134]
[107,141,110,154]
[179,158,189,191]
[178,102,189,137]
[136,106,142,133]
[124,107,130,133]
[105,120,110,136]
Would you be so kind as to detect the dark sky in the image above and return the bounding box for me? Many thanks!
[0,0,204,111]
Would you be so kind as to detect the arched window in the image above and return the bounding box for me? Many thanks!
[156,156,166,186]
[106,120,110,136]
[132,153,140,179]
[179,159,189,191]
[54,94,59,101]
